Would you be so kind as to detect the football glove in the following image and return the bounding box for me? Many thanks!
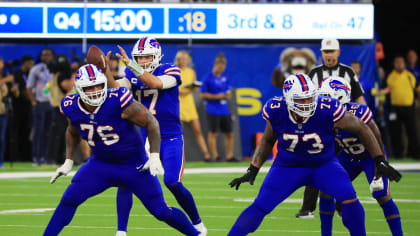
[141,153,164,176]
[50,159,74,184]
[229,164,259,190]
[374,155,402,182]
[369,176,384,193]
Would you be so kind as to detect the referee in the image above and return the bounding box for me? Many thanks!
[296,38,367,218]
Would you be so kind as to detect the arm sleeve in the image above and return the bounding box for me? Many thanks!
[157,75,178,89]
[163,64,181,85]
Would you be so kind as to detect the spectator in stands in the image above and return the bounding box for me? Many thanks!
[10,55,34,162]
[296,38,367,218]
[0,57,13,168]
[26,48,55,166]
[175,50,211,162]
[200,53,238,162]
[351,61,377,117]
[380,55,420,159]
[406,49,420,83]
[406,49,420,139]
[47,54,75,165]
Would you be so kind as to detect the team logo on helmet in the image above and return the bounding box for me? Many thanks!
[319,76,351,104]
[283,79,293,94]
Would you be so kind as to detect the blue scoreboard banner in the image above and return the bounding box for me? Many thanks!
[0,2,373,39]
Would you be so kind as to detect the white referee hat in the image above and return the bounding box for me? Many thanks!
[321,38,340,51]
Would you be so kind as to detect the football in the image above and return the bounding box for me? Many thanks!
[86,45,107,71]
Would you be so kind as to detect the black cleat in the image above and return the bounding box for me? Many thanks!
[295,210,314,218]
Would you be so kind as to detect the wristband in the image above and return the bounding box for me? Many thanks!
[373,155,385,164]
[127,60,145,77]
[150,152,160,160]
[63,159,74,166]
[248,164,260,175]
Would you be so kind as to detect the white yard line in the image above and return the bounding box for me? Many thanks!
[1,163,420,179]
[0,208,55,214]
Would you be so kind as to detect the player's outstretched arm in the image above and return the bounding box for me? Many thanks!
[229,121,277,190]
[335,112,401,182]
[50,121,80,184]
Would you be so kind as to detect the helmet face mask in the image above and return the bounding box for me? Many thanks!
[75,64,107,107]
[131,37,162,73]
[283,73,318,118]
[319,76,351,104]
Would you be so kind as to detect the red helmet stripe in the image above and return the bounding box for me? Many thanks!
[297,74,308,92]
[86,65,95,81]
[138,37,146,52]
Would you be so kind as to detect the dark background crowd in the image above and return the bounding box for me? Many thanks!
[0,0,419,167]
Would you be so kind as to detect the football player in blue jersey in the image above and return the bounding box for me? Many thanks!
[109,37,206,236]
[227,73,393,236]
[317,76,402,236]
[44,64,201,236]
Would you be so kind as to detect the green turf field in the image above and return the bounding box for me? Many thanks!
[0,162,419,235]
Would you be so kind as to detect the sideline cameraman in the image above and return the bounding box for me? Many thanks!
[47,54,76,165]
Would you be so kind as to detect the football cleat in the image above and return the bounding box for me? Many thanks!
[194,222,208,236]
[295,210,315,219]
[115,230,127,236]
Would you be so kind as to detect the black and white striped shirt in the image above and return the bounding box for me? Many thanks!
[308,63,365,100]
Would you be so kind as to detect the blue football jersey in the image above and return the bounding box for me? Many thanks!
[262,95,345,167]
[335,102,373,160]
[125,63,182,138]
[60,87,147,162]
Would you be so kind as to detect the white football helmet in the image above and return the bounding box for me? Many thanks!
[319,76,351,104]
[131,36,163,73]
[283,73,318,118]
[75,64,107,106]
